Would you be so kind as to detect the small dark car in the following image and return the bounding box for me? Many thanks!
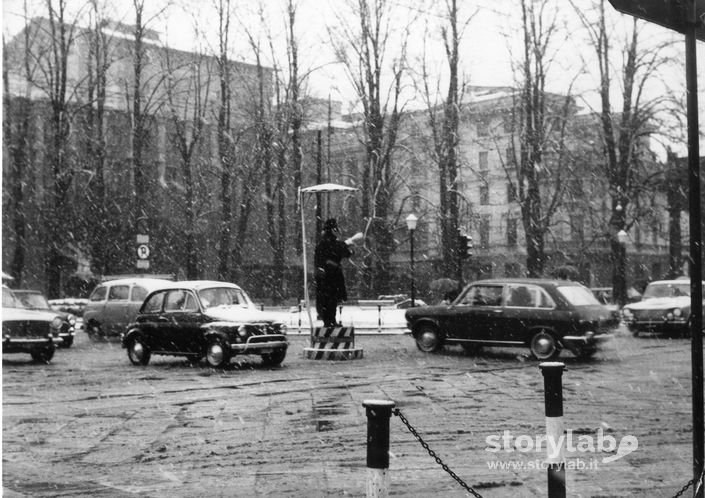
[2,286,63,362]
[405,278,618,360]
[121,281,288,368]
[13,289,76,347]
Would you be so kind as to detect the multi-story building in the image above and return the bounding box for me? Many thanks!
[3,18,686,301]
[389,86,679,293]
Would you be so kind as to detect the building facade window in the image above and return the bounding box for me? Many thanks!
[507,182,517,203]
[480,215,491,249]
[479,151,488,169]
[480,171,489,205]
[502,115,513,133]
[410,186,421,212]
[477,117,490,137]
[507,217,517,246]
[570,215,584,241]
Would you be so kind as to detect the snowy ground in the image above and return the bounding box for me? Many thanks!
[273,303,409,334]
[3,325,702,497]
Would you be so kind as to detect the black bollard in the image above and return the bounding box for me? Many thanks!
[362,399,396,497]
[539,362,566,498]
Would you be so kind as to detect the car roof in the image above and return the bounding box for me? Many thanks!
[648,279,705,285]
[469,278,583,287]
[146,280,245,292]
[96,278,173,288]
[11,289,43,294]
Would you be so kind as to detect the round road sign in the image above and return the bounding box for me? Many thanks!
[137,244,150,260]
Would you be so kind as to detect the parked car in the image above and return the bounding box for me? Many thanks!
[83,277,173,339]
[377,294,427,309]
[121,281,288,368]
[2,286,63,362]
[13,289,76,347]
[405,278,619,360]
[590,287,642,312]
[621,279,705,337]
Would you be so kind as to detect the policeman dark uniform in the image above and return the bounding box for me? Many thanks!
[314,218,353,327]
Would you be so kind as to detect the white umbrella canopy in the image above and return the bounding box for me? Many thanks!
[298,184,359,333]
[300,183,358,194]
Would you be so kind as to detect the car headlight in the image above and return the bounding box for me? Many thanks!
[237,325,248,338]
[50,317,63,330]
[673,308,683,318]
[67,314,77,326]
[277,323,288,335]
[622,308,633,319]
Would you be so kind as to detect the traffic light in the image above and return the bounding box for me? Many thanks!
[458,232,474,259]
[458,233,470,259]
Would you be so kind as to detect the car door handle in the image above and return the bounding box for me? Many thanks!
[156,316,169,322]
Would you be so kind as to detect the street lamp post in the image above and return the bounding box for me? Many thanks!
[406,214,418,307]
[614,200,628,308]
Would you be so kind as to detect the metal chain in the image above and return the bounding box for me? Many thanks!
[673,465,705,498]
[395,407,705,498]
[393,408,484,498]
[673,479,694,498]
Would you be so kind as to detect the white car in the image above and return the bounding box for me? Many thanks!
[83,277,173,339]
[622,279,705,337]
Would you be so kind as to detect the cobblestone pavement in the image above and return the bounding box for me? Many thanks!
[2,326,701,497]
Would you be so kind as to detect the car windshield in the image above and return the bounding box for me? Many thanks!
[16,293,50,309]
[642,282,691,299]
[2,287,24,308]
[198,287,254,310]
[556,285,602,306]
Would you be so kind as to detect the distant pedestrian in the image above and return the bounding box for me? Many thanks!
[314,218,355,327]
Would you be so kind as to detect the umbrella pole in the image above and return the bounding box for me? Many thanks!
[300,188,315,335]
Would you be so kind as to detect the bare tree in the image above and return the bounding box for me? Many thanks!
[503,0,576,277]
[571,0,678,303]
[22,0,84,297]
[163,47,212,278]
[127,0,169,243]
[329,0,410,296]
[416,0,476,283]
[214,0,235,280]
[83,0,112,276]
[2,25,33,286]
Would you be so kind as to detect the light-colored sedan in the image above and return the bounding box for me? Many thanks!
[83,277,173,339]
[622,279,705,337]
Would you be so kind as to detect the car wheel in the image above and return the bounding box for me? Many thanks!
[127,336,151,366]
[415,324,442,353]
[262,349,286,367]
[631,328,640,337]
[31,347,54,364]
[86,321,103,340]
[60,336,74,348]
[530,330,560,360]
[206,338,230,368]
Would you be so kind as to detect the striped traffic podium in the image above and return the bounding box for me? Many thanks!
[303,326,363,360]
